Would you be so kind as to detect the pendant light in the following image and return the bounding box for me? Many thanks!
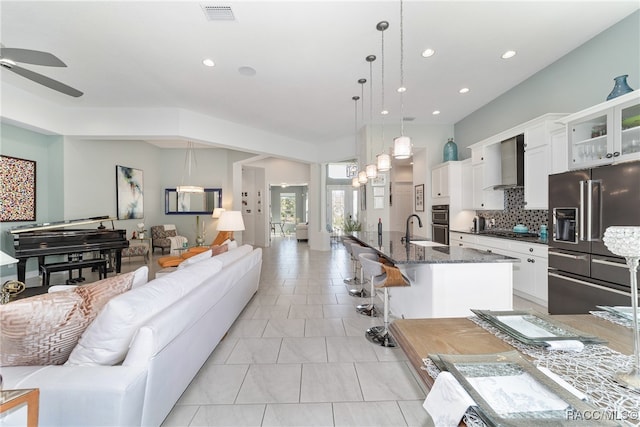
[177,141,204,193]
[374,22,392,172]
[351,95,367,186]
[364,63,377,179]
[393,0,412,160]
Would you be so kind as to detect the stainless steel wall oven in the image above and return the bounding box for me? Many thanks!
[431,205,449,245]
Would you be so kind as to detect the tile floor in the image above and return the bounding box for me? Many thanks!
[29,234,545,426]
[160,236,435,427]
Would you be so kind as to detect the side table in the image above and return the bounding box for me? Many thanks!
[1,388,39,427]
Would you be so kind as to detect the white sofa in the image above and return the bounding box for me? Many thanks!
[1,245,262,427]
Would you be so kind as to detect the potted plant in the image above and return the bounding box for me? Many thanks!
[342,216,362,233]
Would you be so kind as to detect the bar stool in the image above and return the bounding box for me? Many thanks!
[365,263,409,347]
[357,253,386,317]
[348,243,376,298]
[342,237,360,285]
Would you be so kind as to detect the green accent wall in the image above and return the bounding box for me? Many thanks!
[455,10,640,155]
[0,123,64,278]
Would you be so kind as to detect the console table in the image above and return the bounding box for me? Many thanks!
[0,388,39,427]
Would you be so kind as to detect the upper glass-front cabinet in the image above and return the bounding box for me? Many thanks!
[565,90,640,169]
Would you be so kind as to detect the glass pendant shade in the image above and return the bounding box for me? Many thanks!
[352,177,361,188]
[377,152,391,172]
[393,136,412,159]
[358,170,368,184]
[365,164,378,179]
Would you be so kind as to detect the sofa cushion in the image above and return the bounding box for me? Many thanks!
[210,244,252,267]
[177,249,212,270]
[0,271,136,367]
[66,257,224,366]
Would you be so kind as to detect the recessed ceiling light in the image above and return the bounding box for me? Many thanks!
[202,59,215,67]
[397,86,406,93]
[432,110,441,115]
[421,48,435,58]
[501,50,517,59]
[459,87,470,94]
[381,110,389,115]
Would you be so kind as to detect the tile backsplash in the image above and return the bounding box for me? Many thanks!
[478,188,548,233]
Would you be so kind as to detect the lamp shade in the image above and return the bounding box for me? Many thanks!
[352,177,361,188]
[176,185,204,194]
[365,164,378,179]
[212,208,226,219]
[377,153,391,172]
[216,211,245,232]
[0,250,19,266]
[393,136,412,159]
[357,170,368,184]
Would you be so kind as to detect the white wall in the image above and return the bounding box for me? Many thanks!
[62,139,246,245]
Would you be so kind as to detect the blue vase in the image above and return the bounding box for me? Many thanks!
[606,75,634,101]
[443,138,458,161]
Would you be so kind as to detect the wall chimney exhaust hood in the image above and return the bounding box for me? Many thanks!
[493,134,525,189]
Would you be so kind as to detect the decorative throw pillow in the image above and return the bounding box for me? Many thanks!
[211,244,229,257]
[0,271,135,366]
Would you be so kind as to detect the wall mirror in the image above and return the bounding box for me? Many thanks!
[165,188,222,215]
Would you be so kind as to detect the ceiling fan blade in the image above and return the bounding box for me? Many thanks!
[7,64,83,97]
[0,48,66,67]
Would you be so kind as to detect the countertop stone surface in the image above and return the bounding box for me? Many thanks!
[452,229,548,245]
[348,231,518,264]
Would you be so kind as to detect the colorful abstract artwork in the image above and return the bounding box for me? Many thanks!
[116,165,144,219]
[1,155,36,222]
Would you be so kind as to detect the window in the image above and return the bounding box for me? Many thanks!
[280,193,296,223]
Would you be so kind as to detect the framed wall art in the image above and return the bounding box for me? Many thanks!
[116,165,144,219]
[415,184,424,212]
[1,155,36,222]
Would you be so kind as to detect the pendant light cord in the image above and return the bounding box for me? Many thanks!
[400,0,405,137]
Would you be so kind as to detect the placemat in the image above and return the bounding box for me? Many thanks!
[422,315,640,426]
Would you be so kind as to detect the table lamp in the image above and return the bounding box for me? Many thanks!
[603,226,640,390]
[216,211,245,240]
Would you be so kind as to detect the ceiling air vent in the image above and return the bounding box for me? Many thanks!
[201,5,235,21]
[403,117,416,122]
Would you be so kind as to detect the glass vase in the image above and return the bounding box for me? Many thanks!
[443,138,458,162]
[606,75,634,101]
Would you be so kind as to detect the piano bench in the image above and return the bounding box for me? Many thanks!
[40,258,107,287]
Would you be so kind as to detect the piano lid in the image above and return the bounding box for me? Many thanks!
[9,216,116,234]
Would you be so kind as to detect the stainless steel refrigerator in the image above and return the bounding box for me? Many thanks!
[548,160,640,314]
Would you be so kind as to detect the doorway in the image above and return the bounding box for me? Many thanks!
[326,185,358,234]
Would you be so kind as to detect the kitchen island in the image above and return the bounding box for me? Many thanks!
[349,231,517,318]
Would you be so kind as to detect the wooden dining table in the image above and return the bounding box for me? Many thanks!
[389,314,633,391]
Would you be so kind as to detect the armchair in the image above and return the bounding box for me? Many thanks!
[151,225,187,255]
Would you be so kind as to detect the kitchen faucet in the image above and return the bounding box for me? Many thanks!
[403,214,423,244]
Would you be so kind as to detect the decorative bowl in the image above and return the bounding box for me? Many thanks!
[513,224,529,233]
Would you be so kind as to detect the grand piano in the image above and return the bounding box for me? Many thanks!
[10,216,129,283]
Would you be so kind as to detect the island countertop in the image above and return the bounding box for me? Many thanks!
[348,231,518,265]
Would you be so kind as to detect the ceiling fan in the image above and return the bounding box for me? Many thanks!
[0,47,83,97]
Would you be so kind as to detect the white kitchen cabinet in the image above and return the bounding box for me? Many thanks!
[449,231,479,249]
[523,116,567,210]
[523,144,548,209]
[550,128,568,174]
[472,164,504,210]
[461,159,473,210]
[431,162,450,200]
[562,90,640,170]
[448,233,549,305]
